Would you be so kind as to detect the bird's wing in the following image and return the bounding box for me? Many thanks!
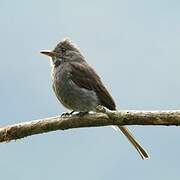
[69,62,116,110]
[70,62,149,159]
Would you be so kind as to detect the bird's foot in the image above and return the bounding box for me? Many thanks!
[61,111,74,117]
[76,111,89,117]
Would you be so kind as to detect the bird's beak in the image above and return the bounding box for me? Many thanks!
[40,50,59,58]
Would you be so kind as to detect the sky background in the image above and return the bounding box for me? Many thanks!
[0,0,180,179]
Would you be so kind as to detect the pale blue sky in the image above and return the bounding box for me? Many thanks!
[0,0,180,179]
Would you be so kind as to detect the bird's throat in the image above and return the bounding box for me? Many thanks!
[54,60,61,68]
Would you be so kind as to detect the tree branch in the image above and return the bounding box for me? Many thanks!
[0,106,180,143]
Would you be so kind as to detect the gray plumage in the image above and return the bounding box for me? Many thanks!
[52,61,100,111]
[41,38,149,159]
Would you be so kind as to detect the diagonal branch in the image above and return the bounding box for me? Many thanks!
[0,106,180,143]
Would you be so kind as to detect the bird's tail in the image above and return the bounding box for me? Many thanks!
[113,126,149,159]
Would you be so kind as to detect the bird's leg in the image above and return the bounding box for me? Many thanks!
[61,111,74,117]
[70,111,75,115]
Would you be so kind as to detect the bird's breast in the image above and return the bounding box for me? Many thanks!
[51,65,99,111]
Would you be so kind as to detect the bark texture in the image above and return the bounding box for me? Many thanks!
[0,106,180,143]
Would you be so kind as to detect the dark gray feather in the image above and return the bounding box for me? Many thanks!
[69,62,116,110]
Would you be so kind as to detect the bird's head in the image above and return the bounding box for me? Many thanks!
[41,38,85,67]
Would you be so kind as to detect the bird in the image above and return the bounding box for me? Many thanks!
[40,38,149,159]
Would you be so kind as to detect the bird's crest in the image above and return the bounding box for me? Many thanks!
[53,38,81,53]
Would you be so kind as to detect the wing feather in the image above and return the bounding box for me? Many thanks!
[70,62,116,110]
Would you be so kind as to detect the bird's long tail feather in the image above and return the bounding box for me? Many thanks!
[114,126,149,159]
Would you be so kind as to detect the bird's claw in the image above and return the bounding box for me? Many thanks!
[61,111,74,117]
[76,111,89,117]
[61,111,88,117]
